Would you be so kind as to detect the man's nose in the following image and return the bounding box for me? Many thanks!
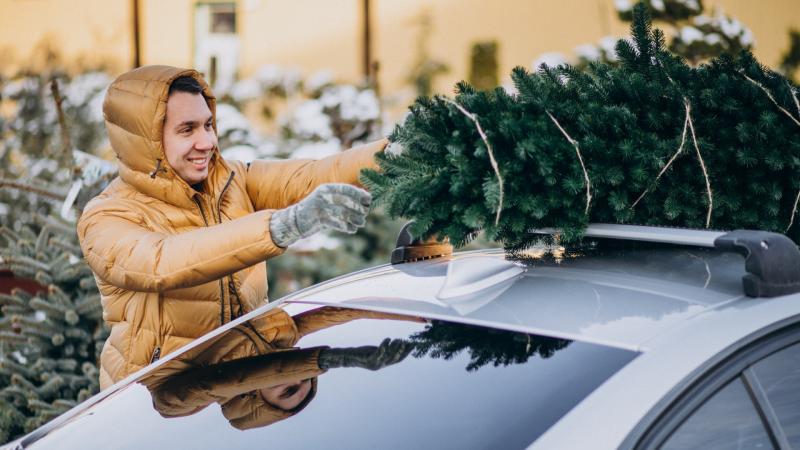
[195,129,216,151]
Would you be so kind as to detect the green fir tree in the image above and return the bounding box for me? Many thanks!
[362,3,800,251]
[0,215,107,443]
[0,72,112,444]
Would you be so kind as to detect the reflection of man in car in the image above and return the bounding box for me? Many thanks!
[150,339,412,430]
[142,307,417,430]
[77,65,388,389]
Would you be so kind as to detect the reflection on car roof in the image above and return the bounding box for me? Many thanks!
[282,244,749,351]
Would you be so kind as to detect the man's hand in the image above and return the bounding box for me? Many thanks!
[269,183,371,248]
[317,338,414,371]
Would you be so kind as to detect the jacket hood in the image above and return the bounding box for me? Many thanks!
[103,65,227,208]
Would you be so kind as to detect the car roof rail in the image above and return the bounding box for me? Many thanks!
[532,223,727,247]
[391,222,453,264]
[532,224,800,298]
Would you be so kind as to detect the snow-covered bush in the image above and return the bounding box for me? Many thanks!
[617,0,753,64]
[671,12,754,63]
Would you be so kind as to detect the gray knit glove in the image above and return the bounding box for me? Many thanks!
[269,183,372,248]
[385,141,405,157]
[317,338,414,371]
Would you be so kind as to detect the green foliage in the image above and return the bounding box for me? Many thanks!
[363,3,800,251]
[407,320,571,371]
[0,68,111,444]
[615,0,753,66]
[0,216,107,444]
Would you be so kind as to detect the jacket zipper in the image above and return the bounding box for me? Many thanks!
[215,172,242,322]
[150,346,161,363]
[212,171,269,344]
[193,195,228,326]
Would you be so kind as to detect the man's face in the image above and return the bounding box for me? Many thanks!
[259,379,313,411]
[163,92,217,185]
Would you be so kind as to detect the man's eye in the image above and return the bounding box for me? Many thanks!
[205,122,213,129]
[280,385,300,399]
[180,128,192,134]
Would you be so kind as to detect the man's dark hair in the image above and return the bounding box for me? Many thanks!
[168,75,203,97]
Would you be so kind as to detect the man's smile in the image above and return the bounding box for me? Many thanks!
[188,156,209,169]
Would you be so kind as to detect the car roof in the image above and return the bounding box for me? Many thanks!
[10,230,800,450]
[281,242,756,352]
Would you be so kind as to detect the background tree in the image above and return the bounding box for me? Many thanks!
[781,29,800,82]
[0,71,113,444]
[617,0,753,65]
[405,10,450,98]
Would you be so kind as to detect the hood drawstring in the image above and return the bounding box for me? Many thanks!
[150,159,164,179]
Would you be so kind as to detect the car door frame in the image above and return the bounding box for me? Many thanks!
[633,321,800,450]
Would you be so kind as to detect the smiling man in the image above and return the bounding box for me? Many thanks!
[77,65,388,389]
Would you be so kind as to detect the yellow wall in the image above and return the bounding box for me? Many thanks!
[1,0,798,95]
[0,0,133,72]
[239,0,362,82]
[139,0,195,68]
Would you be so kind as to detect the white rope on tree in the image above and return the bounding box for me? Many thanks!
[443,98,505,226]
[546,111,592,215]
[743,76,800,231]
[743,74,800,128]
[788,84,800,232]
[645,62,713,226]
[631,101,691,209]
[684,99,714,228]
[789,83,800,119]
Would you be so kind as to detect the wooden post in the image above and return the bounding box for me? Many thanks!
[362,0,371,82]
[132,0,141,68]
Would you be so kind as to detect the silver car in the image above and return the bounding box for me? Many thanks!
[5,224,800,450]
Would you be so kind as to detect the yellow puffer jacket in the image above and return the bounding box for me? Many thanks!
[77,65,385,389]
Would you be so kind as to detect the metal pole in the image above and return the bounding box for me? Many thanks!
[362,0,371,82]
[132,0,141,68]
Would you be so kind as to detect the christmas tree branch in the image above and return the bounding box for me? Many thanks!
[0,179,66,202]
[743,74,800,128]
[685,99,713,228]
[441,97,505,225]
[49,78,74,171]
[631,100,691,210]
[546,111,592,215]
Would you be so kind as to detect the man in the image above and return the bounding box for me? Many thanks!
[77,65,388,389]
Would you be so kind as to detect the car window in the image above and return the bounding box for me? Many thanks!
[25,306,639,450]
[751,342,800,447]
[660,378,773,450]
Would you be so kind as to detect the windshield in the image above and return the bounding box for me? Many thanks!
[27,305,637,450]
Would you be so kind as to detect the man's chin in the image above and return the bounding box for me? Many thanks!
[181,172,208,186]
